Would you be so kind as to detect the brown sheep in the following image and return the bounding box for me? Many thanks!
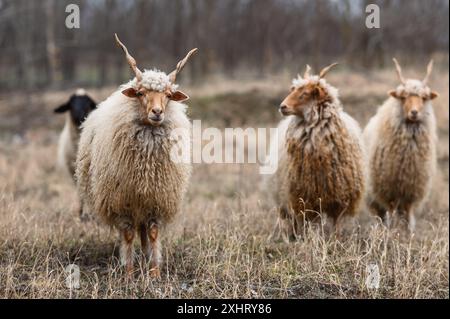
[269,64,365,239]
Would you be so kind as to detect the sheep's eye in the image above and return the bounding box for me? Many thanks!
[300,92,309,99]
[166,92,173,99]
[136,91,143,97]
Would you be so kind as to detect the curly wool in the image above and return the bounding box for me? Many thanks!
[363,97,437,213]
[394,79,432,97]
[270,82,365,222]
[129,69,179,92]
[75,89,191,229]
[292,75,340,106]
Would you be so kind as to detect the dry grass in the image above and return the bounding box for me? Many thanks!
[0,68,448,298]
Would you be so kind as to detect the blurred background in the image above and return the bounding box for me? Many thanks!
[0,0,448,91]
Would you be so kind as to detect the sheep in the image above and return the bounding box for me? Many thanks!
[75,34,197,277]
[54,89,96,218]
[269,63,365,239]
[363,59,438,232]
[54,89,97,177]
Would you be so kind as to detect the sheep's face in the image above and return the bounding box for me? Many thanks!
[279,82,328,117]
[389,59,439,123]
[122,87,188,126]
[114,34,196,126]
[54,92,97,127]
[389,81,438,123]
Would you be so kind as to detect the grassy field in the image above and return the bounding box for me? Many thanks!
[0,68,448,298]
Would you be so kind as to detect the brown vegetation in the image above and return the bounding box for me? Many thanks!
[0,68,448,298]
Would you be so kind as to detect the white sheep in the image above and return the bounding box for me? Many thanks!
[54,89,96,218]
[76,34,197,276]
[268,64,365,239]
[364,59,439,232]
[55,89,97,177]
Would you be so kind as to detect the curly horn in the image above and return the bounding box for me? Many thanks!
[392,58,406,85]
[319,62,339,78]
[169,48,198,83]
[114,33,143,83]
[423,59,434,85]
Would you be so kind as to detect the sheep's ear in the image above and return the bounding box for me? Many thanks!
[122,87,138,98]
[429,91,439,100]
[388,90,400,99]
[170,90,189,102]
[86,95,97,109]
[54,103,70,113]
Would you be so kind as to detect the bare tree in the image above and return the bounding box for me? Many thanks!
[0,0,448,91]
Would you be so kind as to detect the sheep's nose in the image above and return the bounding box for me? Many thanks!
[411,110,418,116]
[279,104,287,111]
[152,108,162,115]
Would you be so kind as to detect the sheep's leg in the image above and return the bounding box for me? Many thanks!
[407,212,416,233]
[332,215,342,241]
[120,228,135,276]
[78,199,89,222]
[369,199,389,225]
[148,222,161,278]
[78,199,83,219]
[295,211,314,240]
[278,206,297,242]
[139,224,151,260]
[394,202,413,233]
[377,209,392,229]
[384,211,392,228]
[399,207,415,233]
[293,214,303,240]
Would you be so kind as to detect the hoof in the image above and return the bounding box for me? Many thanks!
[126,264,135,277]
[149,267,161,279]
